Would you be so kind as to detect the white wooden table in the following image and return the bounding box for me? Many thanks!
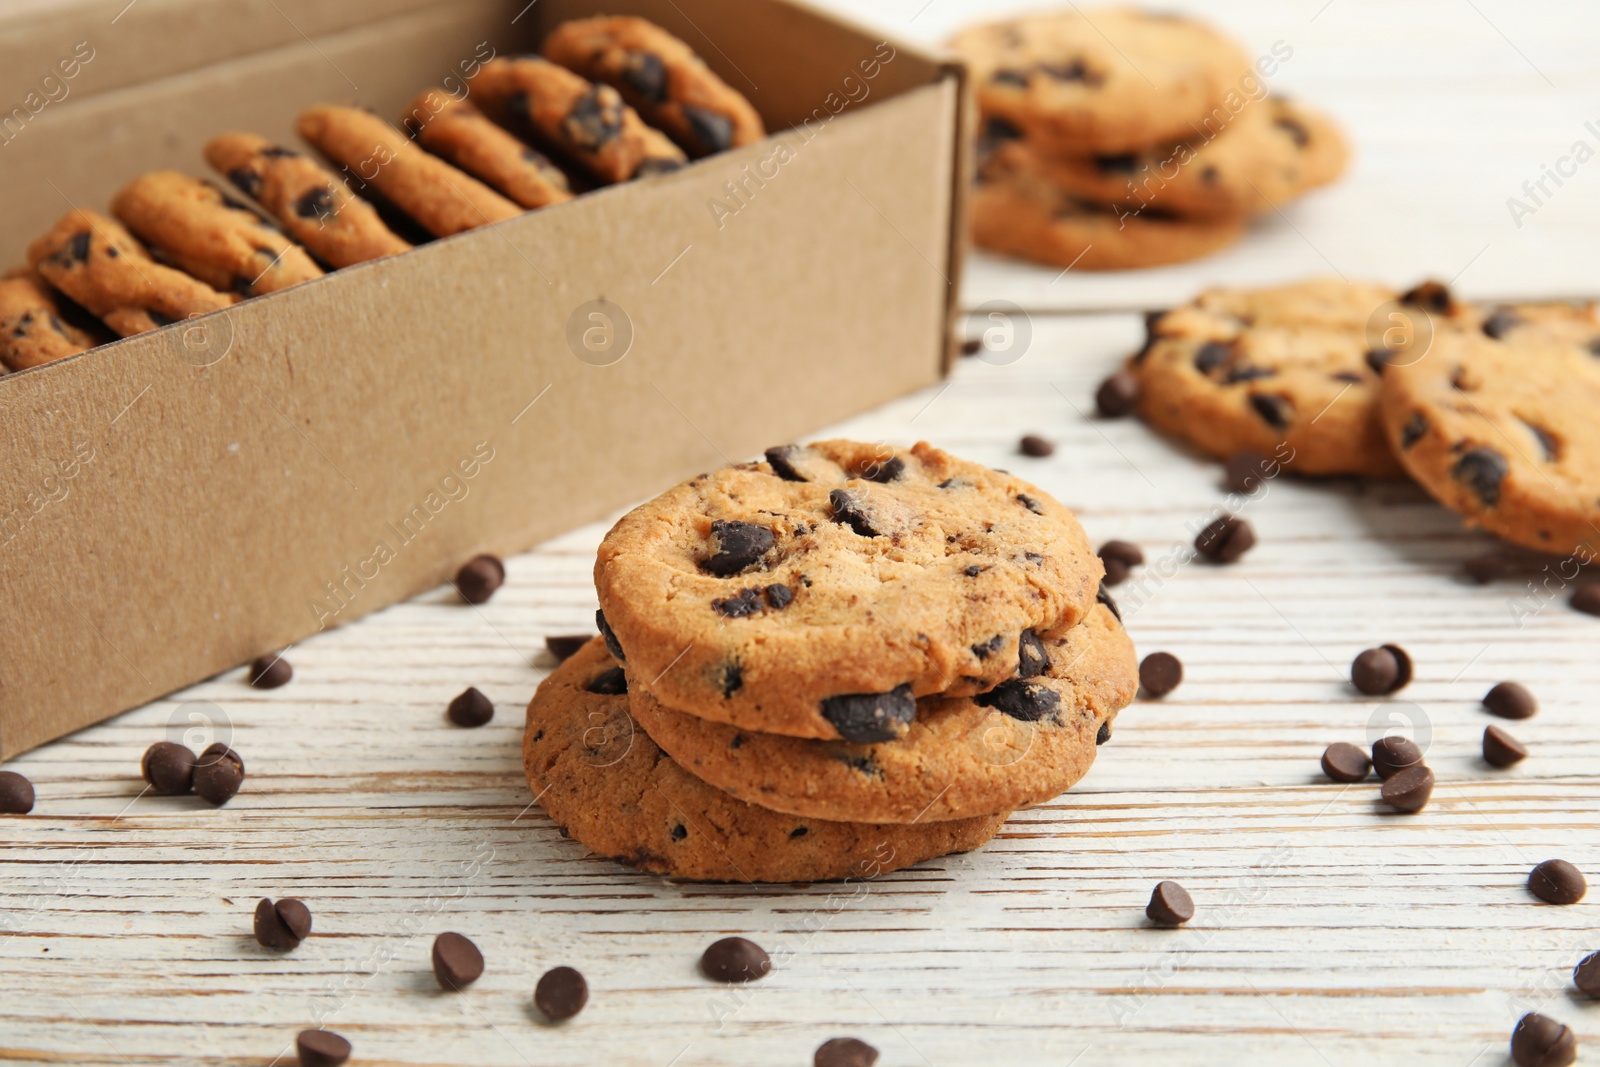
[5,2,1600,1065]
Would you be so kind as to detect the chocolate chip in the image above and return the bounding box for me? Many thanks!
[632,157,684,178]
[1453,448,1507,507]
[862,456,904,483]
[1095,153,1137,175]
[1224,365,1277,384]
[764,584,793,610]
[194,743,245,805]
[960,337,983,356]
[1401,281,1456,315]
[1019,434,1054,457]
[1139,652,1182,697]
[821,686,914,742]
[254,897,311,949]
[1573,582,1600,616]
[1018,629,1049,678]
[1511,1012,1577,1067]
[448,687,494,727]
[1038,58,1093,81]
[1484,681,1537,720]
[1194,514,1255,563]
[228,167,263,197]
[1371,735,1423,780]
[1099,539,1144,569]
[1380,763,1434,813]
[1351,645,1411,695]
[141,742,196,795]
[1274,115,1310,147]
[0,770,36,814]
[1365,348,1394,374]
[1400,412,1428,449]
[1097,583,1122,623]
[431,931,484,990]
[1224,450,1275,494]
[1528,859,1587,905]
[248,654,293,689]
[596,608,626,661]
[815,1036,880,1067]
[457,554,505,603]
[1483,725,1528,768]
[564,86,623,148]
[535,965,589,1020]
[1463,554,1506,584]
[621,50,667,101]
[683,106,735,153]
[586,666,627,695]
[294,187,336,222]
[1095,370,1140,417]
[970,634,1004,660]
[1249,393,1294,429]
[829,489,879,537]
[1321,742,1372,783]
[719,662,742,697]
[1482,308,1522,339]
[701,936,771,982]
[1575,951,1600,998]
[1193,341,1231,375]
[1016,493,1045,515]
[546,635,590,662]
[64,230,91,263]
[1145,881,1194,925]
[991,68,1029,86]
[765,445,808,481]
[1101,556,1130,586]
[295,1029,351,1067]
[974,678,1060,721]
[712,588,763,618]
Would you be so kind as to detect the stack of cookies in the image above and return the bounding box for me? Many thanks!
[950,7,1348,270]
[524,439,1139,882]
[1108,277,1600,564]
[0,15,763,374]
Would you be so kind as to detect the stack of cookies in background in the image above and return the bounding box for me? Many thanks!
[951,7,1349,270]
[524,440,1139,882]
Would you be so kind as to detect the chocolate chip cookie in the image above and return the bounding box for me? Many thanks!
[205,132,412,268]
[1378,302,1600,556]
[111,171,324,297]
[542,15,765,158]
[524,639,1010,882]
[593,439,1103,742]
[297,106,522,237]
[466,56,688,183]
[984,97,1347,221]
[1131,278,1413,477]
[404,91,575,210]
[0,271,99,371]
[27,210,236,338]
[628,603,1135,824]
[951,8,1256,154]
[972,151,1245,270]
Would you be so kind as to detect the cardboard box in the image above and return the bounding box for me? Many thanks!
[0,0,970,757]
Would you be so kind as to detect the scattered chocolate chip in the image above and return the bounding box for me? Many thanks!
[1528,859,1587,905]
[1380,763,1434,813]
[457,554,506,604]
[0,770,36,814]
[712,588,763,618]
[1019,434,1054,457]
[704,520,775,576]
[701,936,771,983]
[1511,1012,1577,1067]
[1453,448,1507,507]
[764,445,808,481]
[829,489,879,537]
[1371,735,1423,780]
[959,337,984,357]
[764,584,793,610]
[587,666,627,695]
[821,686,915,742]
[193,743,245,805]
[535,965,588,1020]
[1482,307,1522,340]
[1193,341,1231,375]
[1194,514,1256,563]
[295,1029,351,1067]
[432,931,484,990]
[1321,742,1371,783]
[1096,721,1111,745]
[1574,951,1600,998]
[1146,881,1194,925]
[1483,681,1537,720]
[141,742,197,795]
[1018,630,1049,678]
[1249,394,1294,429]
[595,608,626,661]
[1573,582,1600,616]
[1483,725,1528,768]
[254,897,311,949]
[1463,554,1506,584]
[248,654,293,689]
[974,679,1060,721]
[1351,645,1411,695]
[1224,450,1275,494]
[448,687,494,727]
[1139,652,1182,697]
[815,1036,880,1067]
[1401,281,1456,315]
[545,635,590,662]
[1095,370,1140,417]
[1099,540,1144,570]
[1101,556,1130,586]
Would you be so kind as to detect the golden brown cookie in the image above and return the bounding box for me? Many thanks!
[205,132,412,268]
[524,639,1010,883]
[1130,278,1414,478]
[27,210,236,338]
[628,604,1135,824]
[542,15,765,157]
[466,56,688,183]
[111,171,324,298]
[297,106,523,238]
[971,152,1245,270]
[985,97,1347,221]
[593,439,1103,742]
[951,7,1257,154]
[0,271,99,371]
[404,91,575,210]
